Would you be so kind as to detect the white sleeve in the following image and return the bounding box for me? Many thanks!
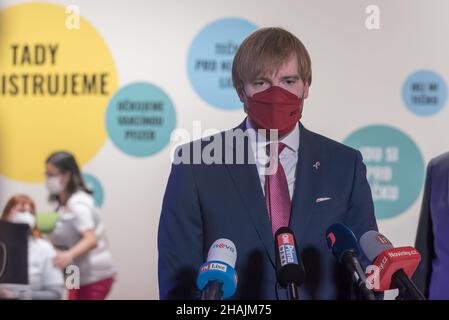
[41,242,65,288]
[68,200,95,232]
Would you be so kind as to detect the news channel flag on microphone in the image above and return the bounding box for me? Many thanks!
[196,239,238,299]
[359,231,422,294]
[277,232,299,267]
[274,227,305,292]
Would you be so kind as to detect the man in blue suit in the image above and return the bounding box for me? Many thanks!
[414,152,449,299]
[158,27,378,299]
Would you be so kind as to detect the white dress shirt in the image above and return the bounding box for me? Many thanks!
[246,118,300,200]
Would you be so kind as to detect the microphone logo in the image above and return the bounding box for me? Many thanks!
[199,262,228,273]
[277,233,299,267]
[282,234,291,243]
[212,242,235,254]
[209,262,227,272]
[375,234,391,245]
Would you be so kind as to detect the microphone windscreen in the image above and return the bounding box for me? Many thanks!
[359,230,394,261]
[325,223,359,262]
[207,238,237,268]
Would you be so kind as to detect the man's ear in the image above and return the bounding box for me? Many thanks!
[237,88,248,113]
[237,87,245,103]
[302,82,310,99]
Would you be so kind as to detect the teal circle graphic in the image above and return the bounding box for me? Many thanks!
[187,18,257,110]
[106,82,176,157]
[402,70,447,116]
[344,125,425,219]
[82,173,104,208]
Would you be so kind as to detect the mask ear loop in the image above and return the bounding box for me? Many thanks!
[299,87,306,104]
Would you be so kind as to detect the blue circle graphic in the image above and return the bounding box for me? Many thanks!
[402,70,447,116]
[82,173,104,208]
[106,82,176,157]
[187,18,257,110]
[344,125,425,219]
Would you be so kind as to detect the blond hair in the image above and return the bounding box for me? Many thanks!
[232,27,312,93]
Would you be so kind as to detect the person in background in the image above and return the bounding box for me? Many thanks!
[0,194,64,300]
[414,151,449,299]
[45,151,116,300]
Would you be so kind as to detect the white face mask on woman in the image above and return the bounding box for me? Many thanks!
[45,176,65,195]
[10,211,36,230]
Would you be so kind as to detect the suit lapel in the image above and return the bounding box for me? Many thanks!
[225,120,276,266]
[289,123,321,244]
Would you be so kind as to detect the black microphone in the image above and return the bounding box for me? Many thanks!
[274,227,305,300]
[326,223,376,300]
[359,230,425,300]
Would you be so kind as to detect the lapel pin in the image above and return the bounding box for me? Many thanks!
[313,161,320,170]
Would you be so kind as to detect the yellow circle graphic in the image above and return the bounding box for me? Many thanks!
[0,3,118,182]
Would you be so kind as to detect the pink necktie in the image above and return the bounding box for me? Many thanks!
[265,143,292,235]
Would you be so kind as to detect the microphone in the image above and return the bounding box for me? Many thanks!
[326,223,376,300]
[359,231,425,300]
[274,227,305,300]
[196,238,238,300]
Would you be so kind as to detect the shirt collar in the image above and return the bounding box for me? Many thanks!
[245,117,300,153]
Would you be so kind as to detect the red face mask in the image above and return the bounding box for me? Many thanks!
[246,86,303,137]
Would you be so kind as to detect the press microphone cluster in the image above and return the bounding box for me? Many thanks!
[196,238,238,300]
[326,223,376,300]
[274,227,305,300]
[359,231,425,300]
[195,226,424,301]
[197,229,306,301]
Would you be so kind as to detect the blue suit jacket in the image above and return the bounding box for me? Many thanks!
[158,120,378,299]
[414,152,449,299]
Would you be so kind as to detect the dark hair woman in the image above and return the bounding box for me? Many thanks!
[45,151,116,300]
